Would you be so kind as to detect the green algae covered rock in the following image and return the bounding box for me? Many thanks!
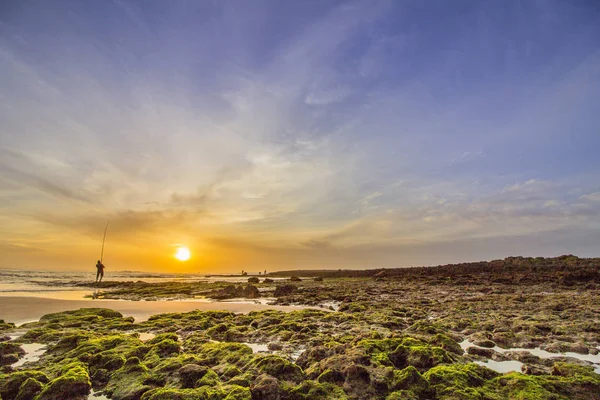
[490,372,563,400]
[178,364,209,388]
[35,362,91,400]
[250,355,304,383]
[140,385,251,400]
[424,363,498,399]
[288,380,349,399]
[0,371,49,400]
[195,342,253,367]
[15,377,43,400]
[0,343,25,366]
[39,308,123,323]
[391,366,430,396]
[105,357,156,400]
[429,334,464,356]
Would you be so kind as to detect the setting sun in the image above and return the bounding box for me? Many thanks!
[174,246,191,262]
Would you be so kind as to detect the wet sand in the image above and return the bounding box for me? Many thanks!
[0,296,308,325]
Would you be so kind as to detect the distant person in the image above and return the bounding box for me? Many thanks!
[96,260,105,282]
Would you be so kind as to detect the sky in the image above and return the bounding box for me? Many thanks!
[1,0,599,273]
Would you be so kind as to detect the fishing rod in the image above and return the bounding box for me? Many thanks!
[100,221,110,262]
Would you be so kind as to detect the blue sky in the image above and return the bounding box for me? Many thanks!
[1,0,599,271]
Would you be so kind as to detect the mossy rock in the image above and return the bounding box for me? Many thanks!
[196,368,220,387]
[251,355,305,383]
[389,344,455,371]
[391,366,430,395]
[105,357,156,400]
[386,390,419,400]
[15,377,43,400]
[0,320,16,333]
[429,334,464,355]
[288,380,348,399]
[146,333,179,346]
[0,343,25,365]
[140,385,251,400]
[20,329,62,344]
[195,342,253,367]
[39,308,123,323]
[35,362,91,400]
[424,363,499,398]
[0,370,49,400]
[488,372,564,400]
[178,364,209,388]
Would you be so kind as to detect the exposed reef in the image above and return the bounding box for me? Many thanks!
[1,255,599,399]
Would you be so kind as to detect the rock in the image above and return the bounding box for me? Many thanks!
[36,363,91,400]
[15,377,43,400]
[248,277,260,284]
[290,276,302,282]
[466,347,495,358]
[178,364,209,388]
[211,284,260,299]
[0,371,49,400]
[473,339,496,348]
[544,341,588,354]
[250,374,281,400]
[314,277,324,282]
[521,364,550,376]
[296,346,332,369]
[267,342,282,351]
[263,278,274,283]
[0,342,25,365]
[274,284,297,297]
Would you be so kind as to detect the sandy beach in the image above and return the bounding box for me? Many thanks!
[0,296,308,325]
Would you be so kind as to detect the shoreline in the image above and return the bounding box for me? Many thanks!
[0,295,310,325]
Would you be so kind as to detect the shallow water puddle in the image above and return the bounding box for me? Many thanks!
[88,390,110,400]
[12,343,46,368]
[461,339,600,374]
[319,301,340,311]
[242,342,270,353]
[138,332,156,341]
[474,360,524,373]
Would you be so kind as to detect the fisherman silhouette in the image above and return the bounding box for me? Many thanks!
[96,260,105,283]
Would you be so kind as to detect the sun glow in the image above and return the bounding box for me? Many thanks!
[174,246,191,261]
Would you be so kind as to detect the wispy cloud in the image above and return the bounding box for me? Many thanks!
[0,0,599,270]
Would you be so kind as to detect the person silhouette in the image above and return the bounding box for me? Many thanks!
[96,260,105,283]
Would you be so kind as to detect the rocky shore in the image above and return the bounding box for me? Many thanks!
[1,255,599,399]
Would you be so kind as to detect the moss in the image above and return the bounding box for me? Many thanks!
[391,366,430,395]
[316,369,345,384]
[0,320,16,333]
[105,357,155,400]
[15,377,43,400]
[0,371,49,400]
[146,333,179,345]
[226,372,253,388]
[489,373,564,400]
[250,355,305,383]
[429,334,464,355]
[178,364,210,388]
[388,343,455,371]
[0,342,25,366]
[195,342,253,367]
[385,390,419,400]
[140,385,251,400]
[20,328,62,344]
[35,362,91,400]
[196,368,220,387]
[39,308,123,323]
[289,380,349,399]
[424,363,499,398]
[148,339,181,358]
